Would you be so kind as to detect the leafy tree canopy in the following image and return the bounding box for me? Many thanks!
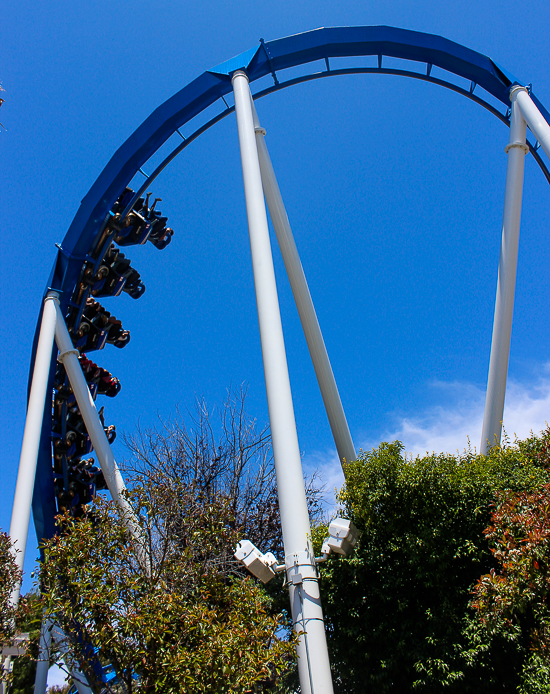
[1,530,22,690]
[40,407,297,694]
[10,590,43,694]
[318,430,550,693]
[471,476,550,693]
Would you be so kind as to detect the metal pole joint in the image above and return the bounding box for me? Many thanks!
[57,347,80,363]
[231,69,249,85]
[505,141,529,154]
[285,550,319,582]
[509,84,528,101]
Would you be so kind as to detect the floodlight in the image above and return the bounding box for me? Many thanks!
[234,540,278,584]
[322,518,360,557]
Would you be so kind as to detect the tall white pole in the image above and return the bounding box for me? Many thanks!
[33,615,53,694]
[50,624,93,694]
[250,99,356,467]
[481,87,528,454]
[515,88,550,159]
[9,291,59,609]
[53,303,146,557]
[232,70,334,694]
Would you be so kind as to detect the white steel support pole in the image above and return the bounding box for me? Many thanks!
[52,302,146,559]
[232,70,334,694]
[50,625,93,694]
[515,88,550,159]
[34,616,53,694]
[9,291,59,609]
[481,88,528,454]
[34,618,94,694]
[251,99,356,467]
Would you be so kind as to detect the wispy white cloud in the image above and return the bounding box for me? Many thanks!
[379,368,550,458]
[304,365,550,513]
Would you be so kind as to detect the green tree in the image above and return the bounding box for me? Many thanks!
[10,591,43,694]
[0,530,21,645]
[317,431,550,693]
[123,388,324,563]
[39,478,295,693]
[470,479,550,692]
[1,530,22,690]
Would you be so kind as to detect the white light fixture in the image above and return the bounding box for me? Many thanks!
[322,518,360,557]
[234,540,280,584]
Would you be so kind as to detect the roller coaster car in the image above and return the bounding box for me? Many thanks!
[149,220,174,250]
[72,298,131,352]
[53,432,91,463]
[72,319,108,352]
[126,189,175,250]
[105,318,130,348]
[79,355,122,398]
[88,262,126,298]
[114,210,152,247]
[112,187,135,214]
[82,244,145,299]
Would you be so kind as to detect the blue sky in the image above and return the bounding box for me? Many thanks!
[1,0,549,631]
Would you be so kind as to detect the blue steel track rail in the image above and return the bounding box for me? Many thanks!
[30,25,550,544]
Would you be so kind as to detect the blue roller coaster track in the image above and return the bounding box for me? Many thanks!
[30,24,549,562]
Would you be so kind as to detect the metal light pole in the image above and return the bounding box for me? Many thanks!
[250,98,356,467]
[481,87,528,453]
[232,69,334,694]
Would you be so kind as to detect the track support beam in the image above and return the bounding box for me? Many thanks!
[53,303,147,565]
[33,615,52,693]
[515,89,550,159]
[232,69,334,694]
[250,97,356,468]
[481,87,528,454]
[9,291,59,609]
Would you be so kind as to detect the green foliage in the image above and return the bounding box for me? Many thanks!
[39,480,295,693]
[318,431,550,693]
[470,479,550,693]
[0,529,21,644]
[1,529,23,690]
[10,591,43,693]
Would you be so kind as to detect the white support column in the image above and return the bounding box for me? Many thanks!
[52,302,147,564]
[232,70,334,694]
[515,88,550,159]
[481,87,528,454]
[34,615,53,694]
[50,624,93,694]
[9,291,59,609]
[251,98,356,467]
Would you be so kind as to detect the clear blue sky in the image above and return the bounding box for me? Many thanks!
[1,0,549,598]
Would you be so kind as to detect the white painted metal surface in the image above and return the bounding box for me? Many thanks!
[515,88,550,159]
[481,87,528,453]
[9,291,59,608]
[250,98,356,467]
[50,624,93,694]
[232,69,334,694]
[53,303,147,562]
[33,616,53,693]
